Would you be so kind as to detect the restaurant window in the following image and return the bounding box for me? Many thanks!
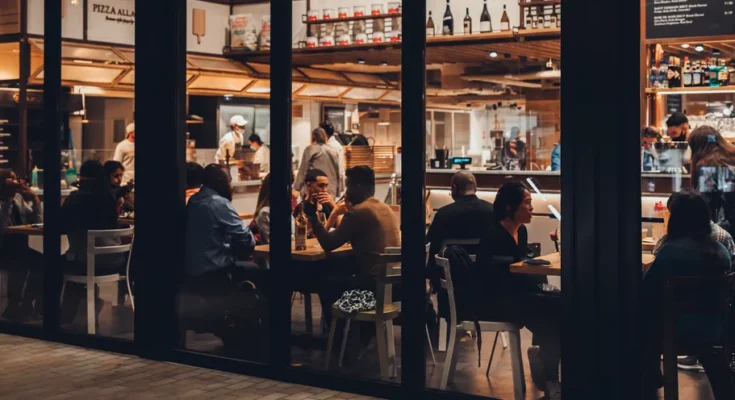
[639,0,735,396]
[423,0,562,398]
[175,0,272,363]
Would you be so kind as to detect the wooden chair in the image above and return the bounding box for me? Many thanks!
[324,253,401,380]
[60,228,135,335]
[435,255,525,399]
[661,273,735,400]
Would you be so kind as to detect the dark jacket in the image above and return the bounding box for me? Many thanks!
[426,194,495,277]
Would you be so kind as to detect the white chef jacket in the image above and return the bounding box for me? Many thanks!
[113,139,135,184]
[215,131,243,163]
[253,145,270,172]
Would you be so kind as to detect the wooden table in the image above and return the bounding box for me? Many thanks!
[253,238,353,262]
[510,252,656,277]
[642,238,657,252]
[5,225,43,236]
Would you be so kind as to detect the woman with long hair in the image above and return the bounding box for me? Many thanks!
[641,190,732,399]
[688,125,735,233]
[293,127,342,198]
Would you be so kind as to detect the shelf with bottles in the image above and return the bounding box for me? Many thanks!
[645,86,735,95]
[646,44,735,92]
[303,13,401,25]
[518,1,561,30]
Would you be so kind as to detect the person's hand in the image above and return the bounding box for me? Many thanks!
[331,200,349,217]
[317,192,336,210]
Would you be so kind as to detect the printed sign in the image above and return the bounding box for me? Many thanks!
[646,0,735,39]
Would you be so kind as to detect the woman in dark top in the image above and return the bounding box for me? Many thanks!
[641,190,733,399]
[476,182,561,399]
[689,125,735,235]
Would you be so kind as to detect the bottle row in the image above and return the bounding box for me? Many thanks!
[650,56,735,89]
[427,0,561,36]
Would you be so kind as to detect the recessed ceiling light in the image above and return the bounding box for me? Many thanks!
[695,45,704,52]
[380,61,388,66]
[358,59,366,64]
[681,44,690,49]
[489,51,498,58]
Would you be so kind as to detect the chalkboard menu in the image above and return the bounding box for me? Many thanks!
[646,0,735,39]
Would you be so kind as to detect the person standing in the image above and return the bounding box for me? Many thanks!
[294,128,342,199]
[113,122,135,185]
[641,126,661,172]
[666,112,690,142]
[215,115,247,164]
[321,120,344,196]
[248,134,270,173]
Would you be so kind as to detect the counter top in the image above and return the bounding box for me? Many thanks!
[426,169,560,176]
[232,180,263,187]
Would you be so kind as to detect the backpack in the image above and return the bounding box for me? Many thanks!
[443,245,483,367]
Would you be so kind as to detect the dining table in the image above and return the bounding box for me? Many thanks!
[510,252,656,277]
[253,238,353,262]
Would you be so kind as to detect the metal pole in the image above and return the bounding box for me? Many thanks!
[400,0,426,393]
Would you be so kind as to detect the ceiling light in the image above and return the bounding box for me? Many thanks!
[358,59,366,64]
[695,45,704,52]
[681,44,690,49]
[380,61,388,66]
[713,49,721,56]
[377,121,390,126]
[489,51,498,58]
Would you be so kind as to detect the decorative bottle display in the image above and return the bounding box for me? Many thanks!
[683,57,692,87]
[703,58,710,86]
[536,6,544,29]
[667,57,681,88]
[719,59,729,86]
[500,5,510,31]
[729,61,735,86]
[556,6,561,27]
[295,207,308,251]
[693,61,703,86]
[463,8,472,34]
[426,11,436,37]
[526,8,533,28]
[543,6,551,28]
[480,0,492,33]
[550,6,558,27]
[442,0,454,36]
[658,57,669,88]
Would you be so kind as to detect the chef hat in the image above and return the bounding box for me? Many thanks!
[230,115,248,127]
[126,122,135,136]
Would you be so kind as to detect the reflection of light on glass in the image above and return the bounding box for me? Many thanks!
[526,177,561,221]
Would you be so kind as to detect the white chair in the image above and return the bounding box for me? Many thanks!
[435,255,525,399]
[423,243,436,366]
[324,253,401,380]
[60,228,135,335]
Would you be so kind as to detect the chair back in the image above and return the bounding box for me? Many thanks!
[86,228,135,276]
[373,252,402,318]
[440,238,481,257]
[435,255,457,328]
[663,273,735,346]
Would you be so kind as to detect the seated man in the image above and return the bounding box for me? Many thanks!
[426,170,494,276]
[294,169,338,233]
[185,162,204,205]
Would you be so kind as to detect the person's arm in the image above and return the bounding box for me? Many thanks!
[293,147,310,192]
[216,200,255,249]
[255,208,271,244]
[113,142,123,162]
[309,209,357,252]
[324,200,347,231]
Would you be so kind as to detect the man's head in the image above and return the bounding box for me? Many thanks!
[345,166,375,205]
[186,162,204,190]
[79,160,104,190]
[320,120,335,138]
[304,169,329,198]
[641,126,661,145]
[202,164,232,201]
[230,115,248,138]
[666,112,690,141]
[126,122,135,142]
[248,134,263,150]
[450,170,477,199]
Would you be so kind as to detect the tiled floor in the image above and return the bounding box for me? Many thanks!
[0,334,379,400]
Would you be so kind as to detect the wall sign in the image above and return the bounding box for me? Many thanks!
[646,0,735,39]
[87,0,135,45]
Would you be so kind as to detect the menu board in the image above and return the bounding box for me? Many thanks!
[646,0,735,39]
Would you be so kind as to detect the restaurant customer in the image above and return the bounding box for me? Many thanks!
[113,122,135,185]
[321,120,344,195]
[0,169,43,321]
[294,169,340,233]
[689,125,735,235]
[641,190,733,399]
[294,128,342,199]
[642,126,661,172]
[185,162,203,205]
[103,160,134,214]
[475,182,561,399]
[248,134,270,173]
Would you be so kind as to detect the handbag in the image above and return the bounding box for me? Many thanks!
[335,289,376,313]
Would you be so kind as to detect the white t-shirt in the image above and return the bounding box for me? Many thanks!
[113,139,135,184]
[253,145,270,172]
[215,131,243,163]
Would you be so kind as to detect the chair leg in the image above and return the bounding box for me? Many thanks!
[501,331,509,349]
[425,324,436,366]
[386,320,397,378]
[375,320,390,381]
[59,280,67,305]
[486,332,500,377]
[87,283,96,335]
[324,318,338,370]
[440,325,458,390]
[438,318,448,351]
[508,330,524,400]
[338,319,352,368]
[304,294,313,335]
[291,292,297,307]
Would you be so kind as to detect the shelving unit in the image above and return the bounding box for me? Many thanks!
[645,86,735,95]
[303,13,400,25]
[518,0,562,29]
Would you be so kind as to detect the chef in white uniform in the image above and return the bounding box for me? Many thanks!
[215,115,247,164]
[113,122,136,184]
[248,133,270,172]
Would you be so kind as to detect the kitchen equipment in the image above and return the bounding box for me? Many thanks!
[192,8,206,44]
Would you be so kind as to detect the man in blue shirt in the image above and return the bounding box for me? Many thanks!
[185,164,255,280]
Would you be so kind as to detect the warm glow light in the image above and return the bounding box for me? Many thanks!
[681,44,690,49]
[489,51,498,58]
[695,45,704,52]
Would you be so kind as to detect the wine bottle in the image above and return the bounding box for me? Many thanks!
[543,6,551,28]
[426,11,435,37]
[531,7,538,29]
[536,6,544,29]
[693,61,702,86]
[443,0,454,36]
[720,59,730,86]
[480,0,492,33]
[500,5,510,31]
[463,8,472,34]
[526,8,533,28]
[550,6,558,27]
[556,6,561,27]
[703,58,710,86]
[683,57,692,87]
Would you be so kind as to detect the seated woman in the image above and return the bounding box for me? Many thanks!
[475,182,561,399]
[103,160,134,214]
[641,190,733,399]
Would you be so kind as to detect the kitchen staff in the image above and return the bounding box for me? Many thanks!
[113,122,135,184]
[248,134,270,173]
[215,115,247,164]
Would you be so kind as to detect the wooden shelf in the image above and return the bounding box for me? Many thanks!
[645,86,735,95]
[304,13,400,25]
[519,0,561,7]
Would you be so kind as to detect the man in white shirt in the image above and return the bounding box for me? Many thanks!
[321,121,344,196]
[215,115,247,164]
[113,122,135,184]
[248,134,270,173]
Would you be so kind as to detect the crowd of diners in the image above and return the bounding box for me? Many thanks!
[2,121,735,397]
